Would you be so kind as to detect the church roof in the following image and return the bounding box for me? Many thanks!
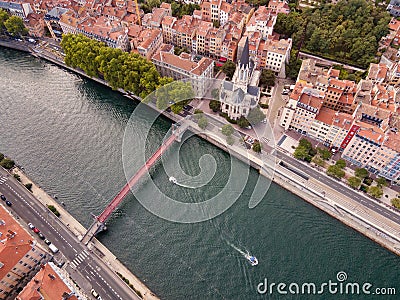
[239,37,250,68]
[248,85,259,97]
[232,88,245,104]
[223,80,234,91]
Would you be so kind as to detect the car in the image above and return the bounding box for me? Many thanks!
[28,223,35,230]
[33,227,40,233]
[44,239,51,245]
[38,232,45,240]
[91,289,99,298]
[57,261,65,268]
[0,194,5,201]
[5,201,11,206]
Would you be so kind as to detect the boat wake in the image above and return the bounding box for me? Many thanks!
[227,242,258,266]
[168,176,197,188]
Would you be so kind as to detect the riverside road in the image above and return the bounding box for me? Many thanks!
[275,151,400,224]
[0,167,140,300]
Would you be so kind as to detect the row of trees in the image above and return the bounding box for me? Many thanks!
[275,0,391,68]
[145,0,200,18]
[60,34,170,99]
[0,9,28,37]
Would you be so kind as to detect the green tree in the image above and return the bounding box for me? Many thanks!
[247,107,266,125]
[391,198,400,209]
[4,16,28,36]
[226,135,234,145]
[348,176,361,189]
[368,186,383,198]
[0,153,4,162]
[376,177,387,187]
[24,183,32,191]
[221,124,234,136]
[335,159,346,169]
[327,165,345,179]
[355,168,369,179]
[294,139,316,162]
[0,158,14,169]
[259,69,276,86]
[221,61,236,80]
[0,9,9,31]
[294,146,310,161]
[312,156,325,167]
[317,148,332,160]
[209,100,221,112]
[252,141,262,153]
[237,116,250,128]
[198,116,208,129]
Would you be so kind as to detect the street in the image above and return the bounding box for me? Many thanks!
[0,168,141,300]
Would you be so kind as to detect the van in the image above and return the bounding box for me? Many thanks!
[48,243,59,253]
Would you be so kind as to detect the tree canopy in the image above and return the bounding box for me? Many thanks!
[60,34,167,99]
[348,176,361,189]
[327,165,345,179]
[259,69,276,87]
[4,15,28,37]
[275,0,391,68]
[221,61,236,80]
[0,9,9,32]
[221,124,234,136]
[368,186,383,198]
[355,168,369,178]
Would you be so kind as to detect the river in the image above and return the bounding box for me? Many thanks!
[0,47,399,299]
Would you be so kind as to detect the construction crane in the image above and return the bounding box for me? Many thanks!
[134,0,141,26]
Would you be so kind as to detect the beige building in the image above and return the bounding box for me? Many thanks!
[0,206,50,299]
[152,45,214,96]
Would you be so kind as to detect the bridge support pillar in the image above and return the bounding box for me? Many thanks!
[80,220,107,245]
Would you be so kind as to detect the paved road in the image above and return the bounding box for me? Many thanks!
[0,168,140,300]
[274,152,400,224]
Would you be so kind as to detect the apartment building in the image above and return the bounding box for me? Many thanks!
[262,38,292,77]
[132,28,163,60]
[245,6,276,39]
[16,262,83,300]
[152,45,214,96]
[0,205,50,299]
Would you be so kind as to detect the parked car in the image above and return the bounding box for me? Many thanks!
[44,239,51,245]
[33,227,40,233]
[5,201,11,206]
[38,232,45,240]
[48,243,59,253]
[28,223,35,230]
[57,261,65,268]
[91,288,100,298]
[0,194,6,201]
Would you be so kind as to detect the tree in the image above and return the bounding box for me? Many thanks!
[247,107,266,125]
[198,116,208,129]
[317,148,332,160]
[368,186,383,198]
[0,153,4,162]
[312,156,325,167]
[209,100,221,112]
[4,16,28,36]
[226,135,234,145]
[221,61,236,80]
[0,158,14,169]
[259,69,276,86]
[376,177,387,187]
[327,165,345,179]
[0,9,9,31]
[294,146,310,161]
[294,139,316,162]
[348,176,361,189]
[237,116,250,128]
[252,141,262,153]
[335,159,346,169]
[391,198,400,209]
[24,183,32,191]
[355,168,369,179]
[221,124,234,136]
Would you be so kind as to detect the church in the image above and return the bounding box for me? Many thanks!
[219,38,261,120]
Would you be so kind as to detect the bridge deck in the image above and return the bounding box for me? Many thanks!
[97,133,177,222]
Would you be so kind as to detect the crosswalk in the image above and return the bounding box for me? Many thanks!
[261,137,270,143]
[0,176,8,185]
[70,250,89,268]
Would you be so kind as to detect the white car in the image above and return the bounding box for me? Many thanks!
[91,289,101,299]
[27,223,35,230]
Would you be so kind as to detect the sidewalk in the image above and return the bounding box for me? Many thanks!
[11,167,158,300]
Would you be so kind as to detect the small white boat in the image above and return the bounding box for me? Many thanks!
[169,176,177,184]
[245,253,258,266]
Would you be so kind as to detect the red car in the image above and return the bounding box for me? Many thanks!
[33,228,40,233]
